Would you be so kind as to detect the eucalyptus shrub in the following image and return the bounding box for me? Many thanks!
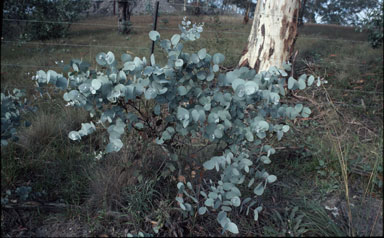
[1,89,30,146]
[33,18,323,234]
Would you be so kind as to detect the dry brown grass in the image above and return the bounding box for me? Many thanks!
[18,106,88,151]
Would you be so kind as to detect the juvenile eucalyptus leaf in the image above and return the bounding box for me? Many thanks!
[177,86,187,96]
[203,159,215,170]
[68,131,81,140]
[282,125,290,132]
[213,53,225,64]
[254,209,259,221]
[301,107,311,117]
[175,59,184,67]
[267,175,277,183]
[149,30,160,41]
[198,206,207,215]
[288,77,296,89]
[213,64,219,72]
[226,222,239,234]
[254,182,264,196]
[298,78,306,90]
[307,75,315,86]
[171,34,181,45]
[198,48,207,59]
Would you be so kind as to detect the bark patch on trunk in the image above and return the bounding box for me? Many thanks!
[238,0,300,73]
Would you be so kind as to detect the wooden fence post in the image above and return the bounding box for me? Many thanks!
[150,1,160,56]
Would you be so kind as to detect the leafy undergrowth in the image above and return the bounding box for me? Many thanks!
[1,15,383,237]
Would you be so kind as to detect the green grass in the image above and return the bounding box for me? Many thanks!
[1,14,383,237]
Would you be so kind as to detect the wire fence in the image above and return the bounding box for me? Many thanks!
[1,18,372,43]
[1,4,383,101]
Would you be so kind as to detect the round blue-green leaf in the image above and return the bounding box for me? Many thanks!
[154,104,161,115]
[105,138,123,153]
[198,206,207,215]
[177,86,187,96]
[307,75,315,86]
[254,182,264,196]
[91,79,102,90]
[36,70,47,83]
[214,128,223,139]
[213,64,219,72]
[267,175,277,183]
[121,53,132,63]
[217,211,227,223]
[198,48,207,59]
[171,34,180,45]
[282,125,290,132]
[203,160,215,170]
[197,71,206,80]
[221,206,232,212]
[175,59,184,67]
[191,54,199,64]
[56,77,68,90]
[119,70,127,81]
[96,52,107,65]
[231,196,241,207]
[299,74,307,81]
[288,77,296,89]
[316,77,321,87]
[295,104,303,113]
[260,155,271,164]
[298,78,306,90]
[191,109,199,122]
[244,81,258,95]
[123,61,135,71]
[143,66,153,76]
[105,51,115,65]
[175,196,184,204]
[204,198,214,207]
[177,107,189,121]
[149,30,160,41]
[150,54,156,66]
[245,130,254,142]
[235,85,246,98]
[68,131,81,141]
[177,182,185,191]
[232,78,245,91]
[145,88,157,100]
[258,121,269,131]
[254,209,259,221]
[302,107,311,117]
[226,222,239,234]
[213,53,225,64]
[46,70,57,84]
[206,72,214,81]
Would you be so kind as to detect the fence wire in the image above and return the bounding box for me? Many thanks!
[1,7,382,100]
[2,18,372,44]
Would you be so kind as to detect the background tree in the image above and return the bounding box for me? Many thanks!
[118,0,137,34]
[301,0,380,25]
[239,0,300,73]
[2,0,90,40]
[356,1,383,48]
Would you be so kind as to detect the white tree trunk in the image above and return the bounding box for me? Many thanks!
[238,0,300,73]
